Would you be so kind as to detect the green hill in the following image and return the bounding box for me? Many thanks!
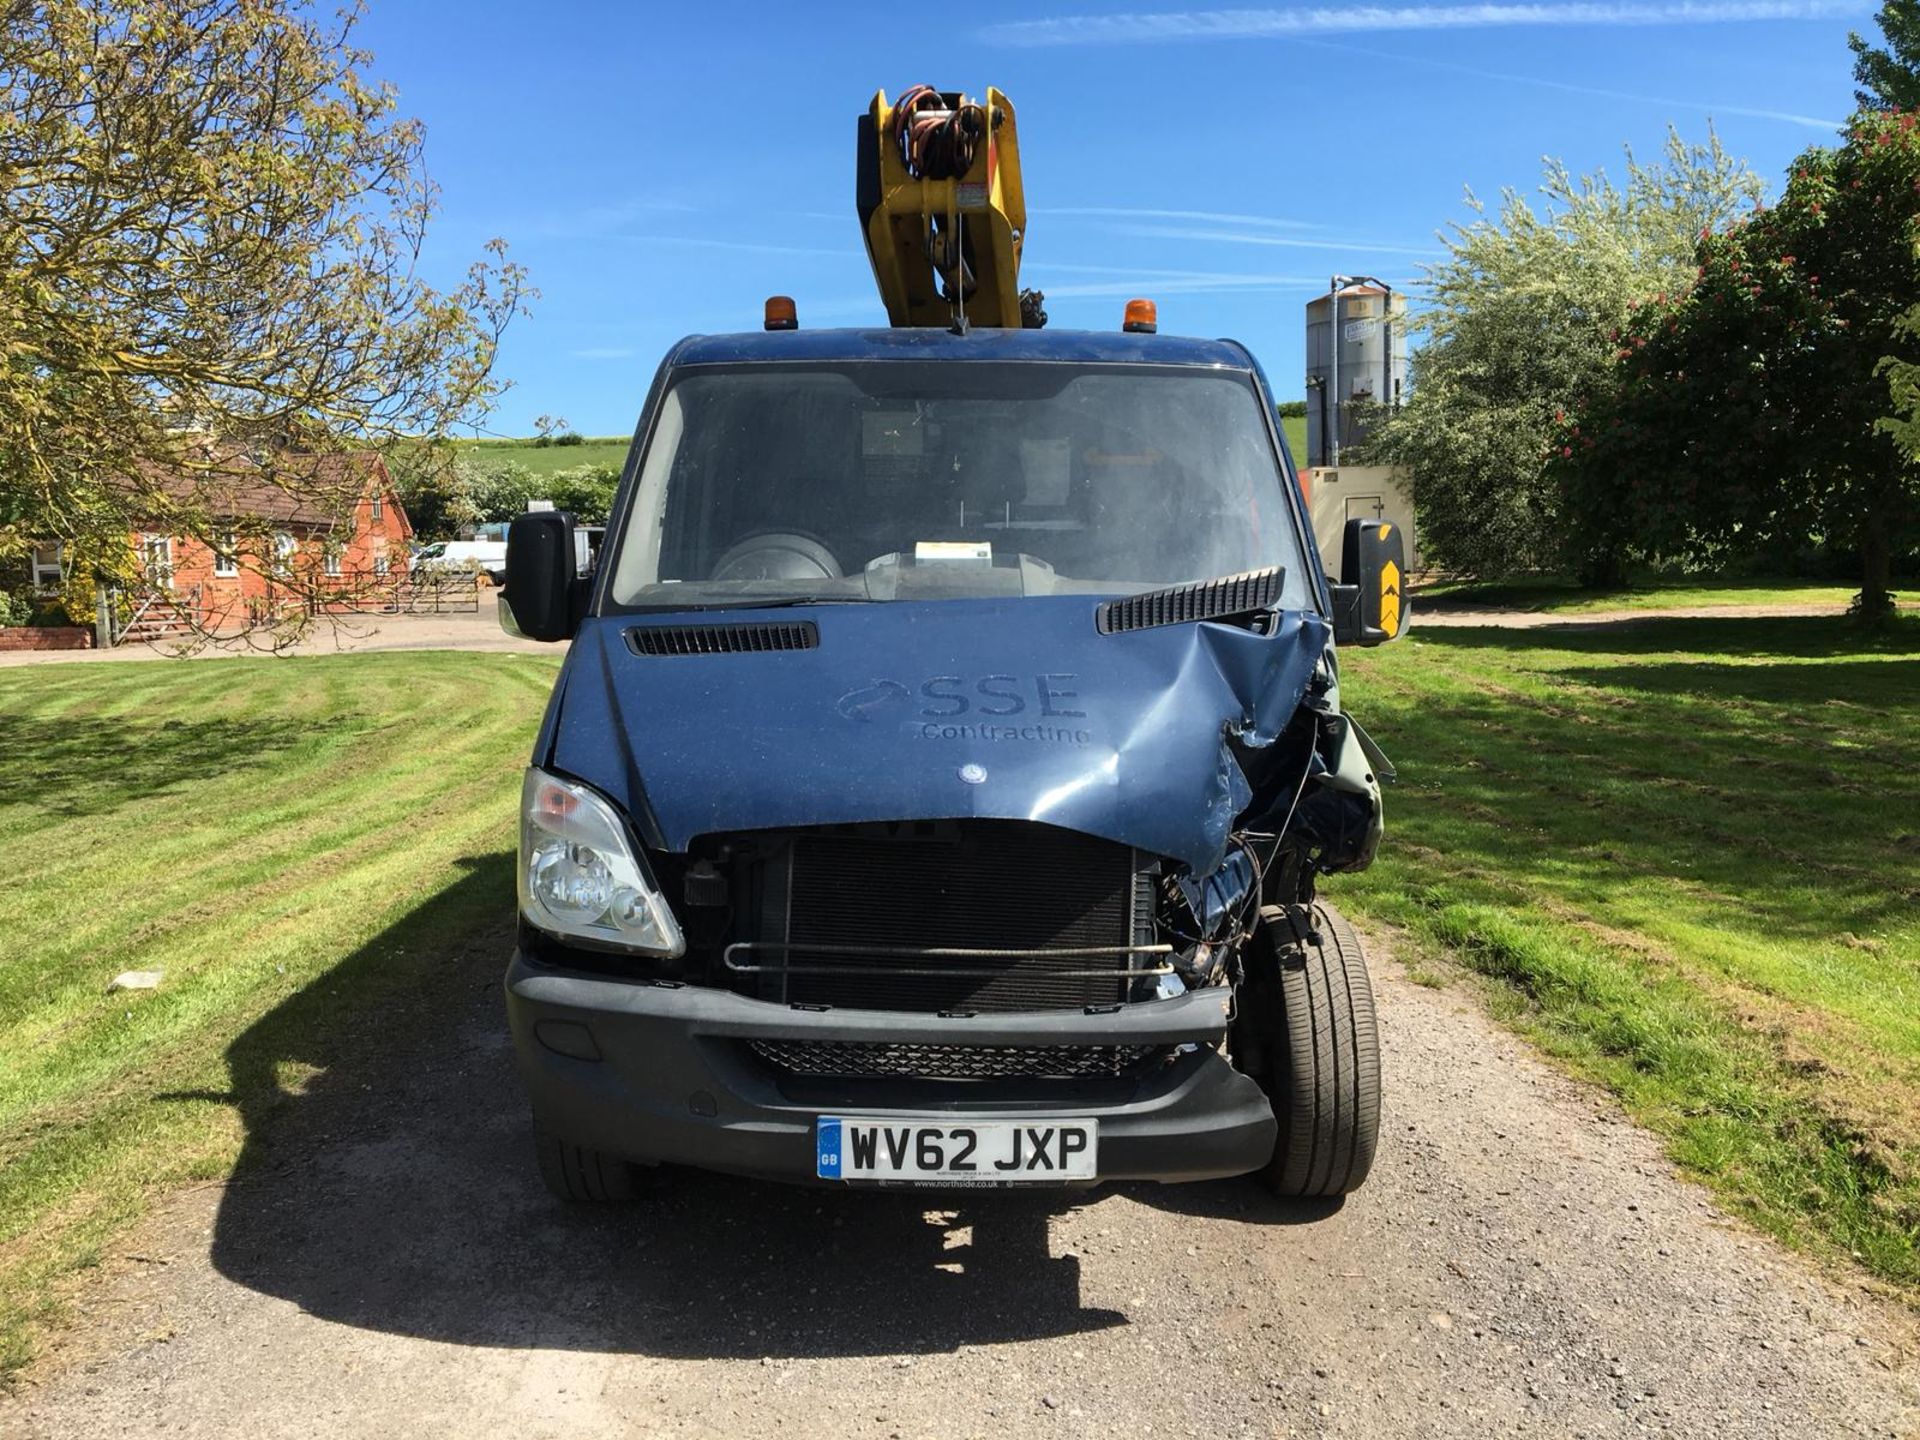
[454,436,629,475]
[461,417,1312,477]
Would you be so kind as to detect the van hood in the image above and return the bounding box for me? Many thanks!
[542,596,1330,876]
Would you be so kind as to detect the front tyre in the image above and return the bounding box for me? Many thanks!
[1253,903,1382,1197]
[535,1127,638,1203]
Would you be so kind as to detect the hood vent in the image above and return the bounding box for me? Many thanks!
[1096,567,1283,635]
[625,620,820,656]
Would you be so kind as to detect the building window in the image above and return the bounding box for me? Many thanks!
[30,543,63,592]
[323,542,343,578]
[273,532,296,573]
[141,535,174,589]
[214,532,238,578]
[371,492,383,524]
[373,544,390,578]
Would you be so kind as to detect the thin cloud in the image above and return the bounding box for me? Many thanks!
[805,205,1325,233]
[1043,261,1322,277]
[617,235,847,258]
[527,196,700,239]
[985,0,1868,46]
[1292,33,1844,127]
[800,267,1347,313]
[1039,206,1321,230]
[1118,225,1441,257]
[1013,263,1359,291]
[1040,276,1330,297]
[1050,275,1315,296]
[1023,263,1402,297]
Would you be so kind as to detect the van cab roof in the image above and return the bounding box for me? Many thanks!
[662,326,1258,370]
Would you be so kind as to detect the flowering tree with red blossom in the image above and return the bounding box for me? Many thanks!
[1556,111,1920,621]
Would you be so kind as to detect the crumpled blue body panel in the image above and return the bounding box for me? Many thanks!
[543,596,1328,877]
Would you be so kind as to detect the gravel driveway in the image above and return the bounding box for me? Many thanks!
[3,921,1914,1440]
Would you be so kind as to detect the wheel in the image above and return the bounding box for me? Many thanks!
[534,1127,638,1202]
[1247,903,1382,1197]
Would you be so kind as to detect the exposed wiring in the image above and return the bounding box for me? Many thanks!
[891,85,985,180]
[1160,723,1322,960]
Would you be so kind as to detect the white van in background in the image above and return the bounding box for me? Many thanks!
[410,539,508,584]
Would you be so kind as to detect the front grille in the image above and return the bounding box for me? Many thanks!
[750,1039,1163,1081]
[747,821,1150,1013]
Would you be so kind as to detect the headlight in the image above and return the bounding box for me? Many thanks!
[518,767,685,955]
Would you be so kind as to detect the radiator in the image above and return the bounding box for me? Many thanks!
[742,821,1152,1013]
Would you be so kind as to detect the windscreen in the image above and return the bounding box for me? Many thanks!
[608,362,1311,610]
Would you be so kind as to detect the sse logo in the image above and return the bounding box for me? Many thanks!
[836,674,1087,725]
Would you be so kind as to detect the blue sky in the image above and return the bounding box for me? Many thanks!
[356,0,1875,435]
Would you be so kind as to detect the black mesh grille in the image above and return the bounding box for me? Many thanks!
[625,621,819,656]
[770,822,1141,1013]
[750,1039,1163,1081]
[1096,567,1282,635]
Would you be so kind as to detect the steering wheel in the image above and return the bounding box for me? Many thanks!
[709,531,844,584]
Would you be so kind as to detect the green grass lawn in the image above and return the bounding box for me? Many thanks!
[4,615,1917,1377]
[1281,414,1307,466]
[1335,615,1920,1292]
[1416,576,1904,613]
[453,436,630,475]
[0,653,556,1379]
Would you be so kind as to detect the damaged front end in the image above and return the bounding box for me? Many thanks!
[536,566,1388,968]
[514,569,1388,1123]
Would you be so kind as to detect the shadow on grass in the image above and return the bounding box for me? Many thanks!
[202,854,1330,1360]
[0,713,315,818]
[1365,617,1920,940]
[1558,657,1920,708]
[1412,614,1920,659]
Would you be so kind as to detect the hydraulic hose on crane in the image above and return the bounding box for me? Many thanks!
[891,84,985,181]
[856,85,1045,330]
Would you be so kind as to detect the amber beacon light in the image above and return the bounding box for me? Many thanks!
[1122,298,1158,334]
[764,296,799,331]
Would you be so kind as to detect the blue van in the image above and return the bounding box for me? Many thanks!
[500,324,1404,1199]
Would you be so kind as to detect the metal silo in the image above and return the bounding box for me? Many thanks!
[1305,278,1408,467]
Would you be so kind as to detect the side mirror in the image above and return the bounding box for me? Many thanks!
[503,511,582,642]
[1329,518,1407,647]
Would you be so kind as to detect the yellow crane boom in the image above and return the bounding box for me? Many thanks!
[856,85,1042,330]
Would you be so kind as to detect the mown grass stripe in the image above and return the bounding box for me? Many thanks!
[0,653,556,1380]
[1334,614,1920,1294]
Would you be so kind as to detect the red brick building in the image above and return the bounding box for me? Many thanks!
[20,451,418,641]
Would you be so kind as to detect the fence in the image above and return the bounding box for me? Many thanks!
[346,569,482,615]
[100,568,482,643]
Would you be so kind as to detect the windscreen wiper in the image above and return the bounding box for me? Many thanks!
[622,594,878,613]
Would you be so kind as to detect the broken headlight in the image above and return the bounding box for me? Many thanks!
[518,767,685,956]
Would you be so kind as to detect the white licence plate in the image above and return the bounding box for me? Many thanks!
[816,1117,1099,1184]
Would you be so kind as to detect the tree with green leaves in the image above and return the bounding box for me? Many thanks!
[1850,0,1920,110]
[1,0,530,632]
[1368,130,1762,581]
[393,458,621,541]
[1556,112,1920,621]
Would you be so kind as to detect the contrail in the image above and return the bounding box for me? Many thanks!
[1040,206,1322,230]
[1114,225,1441,257]
[1287,32,1846,128]
[985,1,1867,46]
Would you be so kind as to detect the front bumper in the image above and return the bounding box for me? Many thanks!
[505,950,1277,1185]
